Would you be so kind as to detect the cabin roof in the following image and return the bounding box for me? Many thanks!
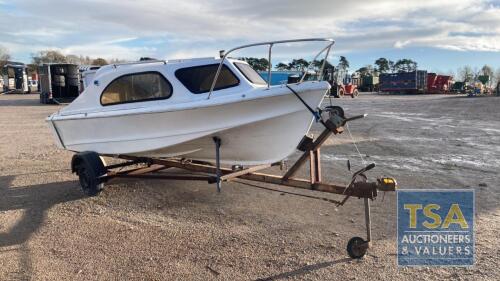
[93,57,244,77]
[40,63,79,66]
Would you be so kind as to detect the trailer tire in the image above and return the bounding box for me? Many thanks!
[77,165,103,196]
[347,237,368,259]
[72,152,106,196]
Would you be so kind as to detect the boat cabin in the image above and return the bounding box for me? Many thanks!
[59,57,269,115]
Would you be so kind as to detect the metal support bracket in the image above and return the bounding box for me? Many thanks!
[220,164,271,182]
[364,197,372,245]
[309,149,321,183]
[213,136,222,192]
[283,127,343,180]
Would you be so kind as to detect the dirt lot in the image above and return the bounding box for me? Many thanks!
[0,93,499,280]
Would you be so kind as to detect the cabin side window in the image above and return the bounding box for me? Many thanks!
[101,72,173,106]
[175,64,239,94]
[234,62,267,85]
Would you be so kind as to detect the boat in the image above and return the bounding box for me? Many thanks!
[47,38,335,165]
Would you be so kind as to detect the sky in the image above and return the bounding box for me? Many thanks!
[0,0,499,74]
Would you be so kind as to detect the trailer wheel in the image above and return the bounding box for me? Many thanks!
[72,152,106,196]
[77,164,103,196]
[347,237,368,259]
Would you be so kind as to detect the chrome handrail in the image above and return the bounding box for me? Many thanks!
[207,38,335,99]
[112,59,167,68]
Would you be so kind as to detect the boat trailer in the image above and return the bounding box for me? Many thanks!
[71,106,397,259]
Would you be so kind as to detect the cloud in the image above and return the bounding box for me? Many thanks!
[0,0,499,63]
[394,40,412,49]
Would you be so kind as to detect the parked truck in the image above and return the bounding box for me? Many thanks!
[2,64,29,93]
[39,63,80,104]
[379,70,427,94]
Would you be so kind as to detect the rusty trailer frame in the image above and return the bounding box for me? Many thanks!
[72,109,397,259]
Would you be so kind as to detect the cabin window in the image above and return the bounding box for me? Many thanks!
[234,62,267,85]
[101,72,172,106]
[175,64,239,94]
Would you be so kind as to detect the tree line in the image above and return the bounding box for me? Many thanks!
[1,44,499,87]
[31,50,123,66]
[240,55,418,75]
[239,57,336,72]
[0,46,11,69]
[353,58,418,76]
[240,55,500,87]
[456,65,497,86]
[0,45,124,75]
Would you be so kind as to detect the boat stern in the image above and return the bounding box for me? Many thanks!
[46,113,65,149]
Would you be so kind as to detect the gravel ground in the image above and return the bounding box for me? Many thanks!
[0,93,499,280]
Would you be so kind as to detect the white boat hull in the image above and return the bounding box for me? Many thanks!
[49,82,328,165]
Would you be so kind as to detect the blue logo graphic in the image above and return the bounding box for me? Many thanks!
[397,190,474,266]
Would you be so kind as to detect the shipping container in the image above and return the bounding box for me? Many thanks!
[427,73,453,94]
[434,75,453,92]
[39,63,80,104]
[358,75,379,92]
[379,70,427,94]
[427,73,437,93]
[258,71,303,85]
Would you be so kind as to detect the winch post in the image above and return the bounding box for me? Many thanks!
[309,149,321,183]
[213,137,222,192]
[364,197,372,244]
